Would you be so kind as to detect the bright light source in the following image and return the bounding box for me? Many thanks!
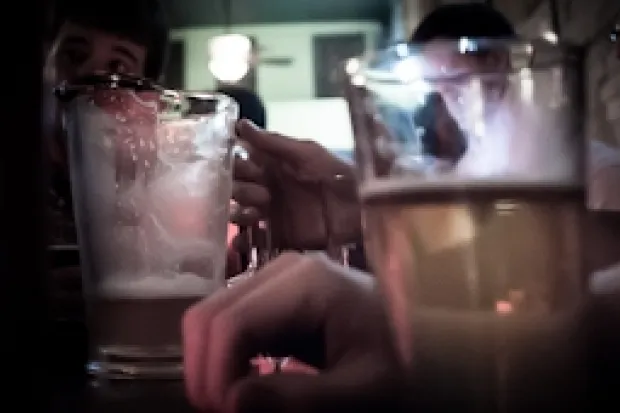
[208,34,252,83]
[208,59,250,84]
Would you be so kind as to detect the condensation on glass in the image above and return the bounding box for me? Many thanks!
[58,73,238,380]
[345,40,586,412]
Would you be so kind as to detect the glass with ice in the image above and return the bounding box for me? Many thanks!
[59,74,238,380]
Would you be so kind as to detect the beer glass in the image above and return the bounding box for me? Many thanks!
[345,40,586,411]
[58,73,238,380]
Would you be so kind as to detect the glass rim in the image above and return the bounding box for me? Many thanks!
[161,90,238,115]
[346,38,575,84]
[54,72,238,117]
[54,72,160,102]
[54,72,236,107]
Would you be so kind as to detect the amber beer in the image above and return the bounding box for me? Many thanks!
[90,274,219,378]
[361,178,586,412]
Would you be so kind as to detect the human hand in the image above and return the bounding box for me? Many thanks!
[182,252,402,413]
[231,120,361,251]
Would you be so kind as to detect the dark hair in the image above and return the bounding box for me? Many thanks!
[411,4,516,43]
[49,0,169,80]
[216,85,267,129]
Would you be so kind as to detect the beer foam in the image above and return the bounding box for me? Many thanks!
[360,176,582,199]
[99,272,219,299]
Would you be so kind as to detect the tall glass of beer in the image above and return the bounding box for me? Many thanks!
[58,73,238,380]
[345,40,586,412]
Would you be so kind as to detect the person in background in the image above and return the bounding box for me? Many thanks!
[217,85,267,129]
[229,4,620,254]
[184,4,620,412]
[45,0,169,316]
[45,0,169,245]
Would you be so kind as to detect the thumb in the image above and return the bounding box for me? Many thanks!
[236,119,305,164]
[225,362,403,413]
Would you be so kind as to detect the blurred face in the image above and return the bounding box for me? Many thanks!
[46,22,146,85]
[421,40,510,132]
[44,22,147,164]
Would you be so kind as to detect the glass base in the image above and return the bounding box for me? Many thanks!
[88,345,183,381]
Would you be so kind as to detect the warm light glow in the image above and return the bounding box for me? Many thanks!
[208,34,252,83]
[496,300,513,315]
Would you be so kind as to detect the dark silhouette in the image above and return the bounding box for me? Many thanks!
[216,85,267,128]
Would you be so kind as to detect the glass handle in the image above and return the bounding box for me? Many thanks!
[325,243,352,267]
[238,225,253,272]
[239,220,273,273]
[255,219,273,269]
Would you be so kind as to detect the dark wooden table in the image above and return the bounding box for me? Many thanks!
[52,379,195,413]
[49,295,620,413]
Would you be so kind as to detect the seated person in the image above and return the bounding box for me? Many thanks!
[46,0,169,318]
